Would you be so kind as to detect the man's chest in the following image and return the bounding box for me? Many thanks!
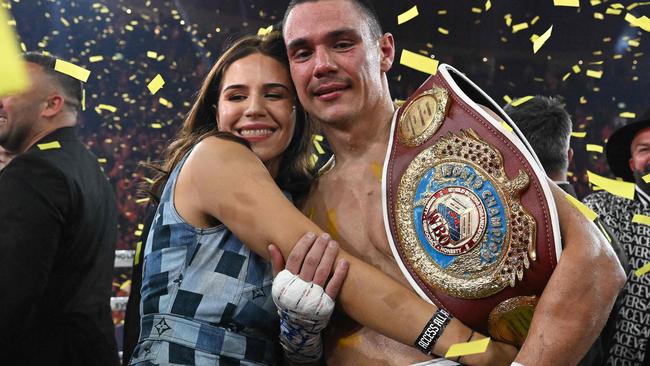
[303,174,406,281]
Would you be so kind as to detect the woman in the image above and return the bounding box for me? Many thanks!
[131,32,516,365]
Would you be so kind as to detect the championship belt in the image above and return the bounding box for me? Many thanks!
[382,64,562,346]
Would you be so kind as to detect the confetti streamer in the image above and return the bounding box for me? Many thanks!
[554,0,580,6]
[312,134,325,154]
[397,6,419,25]
[533,25,553,53]
[511,95,534,107]
[565,194,598,221]
[632,214,650,226]
[54,59,90,82]
[399,49,439,75]
[147,74,165,95]
[586,144,603,153]
[445,337,491,358]
[97,104,117,113]
[586,70,603,79]
[370,163,383,182]
[257,25,273,36]
[0,5,30,97]
[512,22,529,33]
[37,141,61,150]
[587,170,635,200]
[635,262,650,277]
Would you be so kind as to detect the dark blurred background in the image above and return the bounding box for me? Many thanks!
[6,0,649,351]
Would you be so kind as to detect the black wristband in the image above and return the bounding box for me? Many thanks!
[415,308,453,355]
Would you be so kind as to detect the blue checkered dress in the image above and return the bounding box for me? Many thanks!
[130,150,280,365]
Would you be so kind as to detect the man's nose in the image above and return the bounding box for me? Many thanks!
[313,47,338,78]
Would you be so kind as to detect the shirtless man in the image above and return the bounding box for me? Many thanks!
[282,0,626,364]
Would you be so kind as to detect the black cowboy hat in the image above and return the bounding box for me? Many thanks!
[605,114,650,182]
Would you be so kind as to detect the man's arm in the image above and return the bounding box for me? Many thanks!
[0,156,69,344]
[515,181,626,365]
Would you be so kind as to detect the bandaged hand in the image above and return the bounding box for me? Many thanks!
[268,232,349,363]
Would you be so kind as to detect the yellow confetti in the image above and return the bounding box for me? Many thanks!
[135,230,142,237]
[399,49,439,75]
[566,194,598,221]
[643,173,650,183]
[512,22,529,33]
[635,261,650,277]
[562,72,572,81]
[586,70,603,78]
[632,214,650,226]
[257,25,273,36]
[159,97,173,108]
[438,27,449,35]
[591,0,602,5]
[146,51,157,59]
[571,131,587,138]
[134,241,142,265]
[81,88,86,111]
[54,59,90,82]
[606,8,622,15]
[501,122,514,133]
[554,0,580,6]
[37,141,61,150]
[446,337,491,358]
[327,209,340,241]
[594,12,604,20]
[620,112,636,118]
[572,64,582,73]
[370,163,383,182]
[471,7,482,13]
[533,25,553,54]
[97,104,117,113]
[97,158,107,164]
[587,170,635,199]
[150,123,162,129]
[624,14,650,31]
[337,334,362,348]
[531,16,540,25]
[628,39,640,47]
[503,95,513,104]
[579,96,588,104]
[147,74,165,95]
[60,17,69,27]
[312,134,325,154]
[504,14,513,27]
[397,6,419,25]
[511,96,534,107]
[135,197,150,205]
[586,144,603,153]
[485,0,492,11]
[0,6,30,97]
[88,55,104,63]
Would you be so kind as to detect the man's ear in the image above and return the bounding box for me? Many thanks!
[567,147,574,164]
[41,94,65,118]
[379,33,395,73]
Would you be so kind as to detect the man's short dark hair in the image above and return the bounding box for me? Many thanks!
[283,0,383,39]
[504,96,573,177]
[23,52,83,110]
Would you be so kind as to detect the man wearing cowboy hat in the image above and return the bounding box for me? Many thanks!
[583,113,650,365]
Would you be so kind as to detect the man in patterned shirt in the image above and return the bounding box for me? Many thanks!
[583,113,650,365]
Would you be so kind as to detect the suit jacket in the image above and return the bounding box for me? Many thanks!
[0,127,119,365]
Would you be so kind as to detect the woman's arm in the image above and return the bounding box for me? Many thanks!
[178,137,516,363]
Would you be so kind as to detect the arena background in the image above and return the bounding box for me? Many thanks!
[4,0,649,352]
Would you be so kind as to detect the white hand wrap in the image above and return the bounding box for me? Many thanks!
[272,269,335,363]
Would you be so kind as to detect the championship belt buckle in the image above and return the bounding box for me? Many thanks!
[382,64,562,346]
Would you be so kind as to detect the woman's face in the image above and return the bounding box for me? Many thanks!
[217,53,296,175]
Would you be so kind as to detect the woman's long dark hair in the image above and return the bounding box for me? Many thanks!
[147,32,315,201]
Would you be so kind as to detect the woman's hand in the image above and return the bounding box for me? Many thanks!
[268,232,349,298]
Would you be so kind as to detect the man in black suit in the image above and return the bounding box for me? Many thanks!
[504,95,629,366]
[0,52,119,365]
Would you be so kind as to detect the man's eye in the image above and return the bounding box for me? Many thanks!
[334,42,353,49]
[294,50,312,60]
